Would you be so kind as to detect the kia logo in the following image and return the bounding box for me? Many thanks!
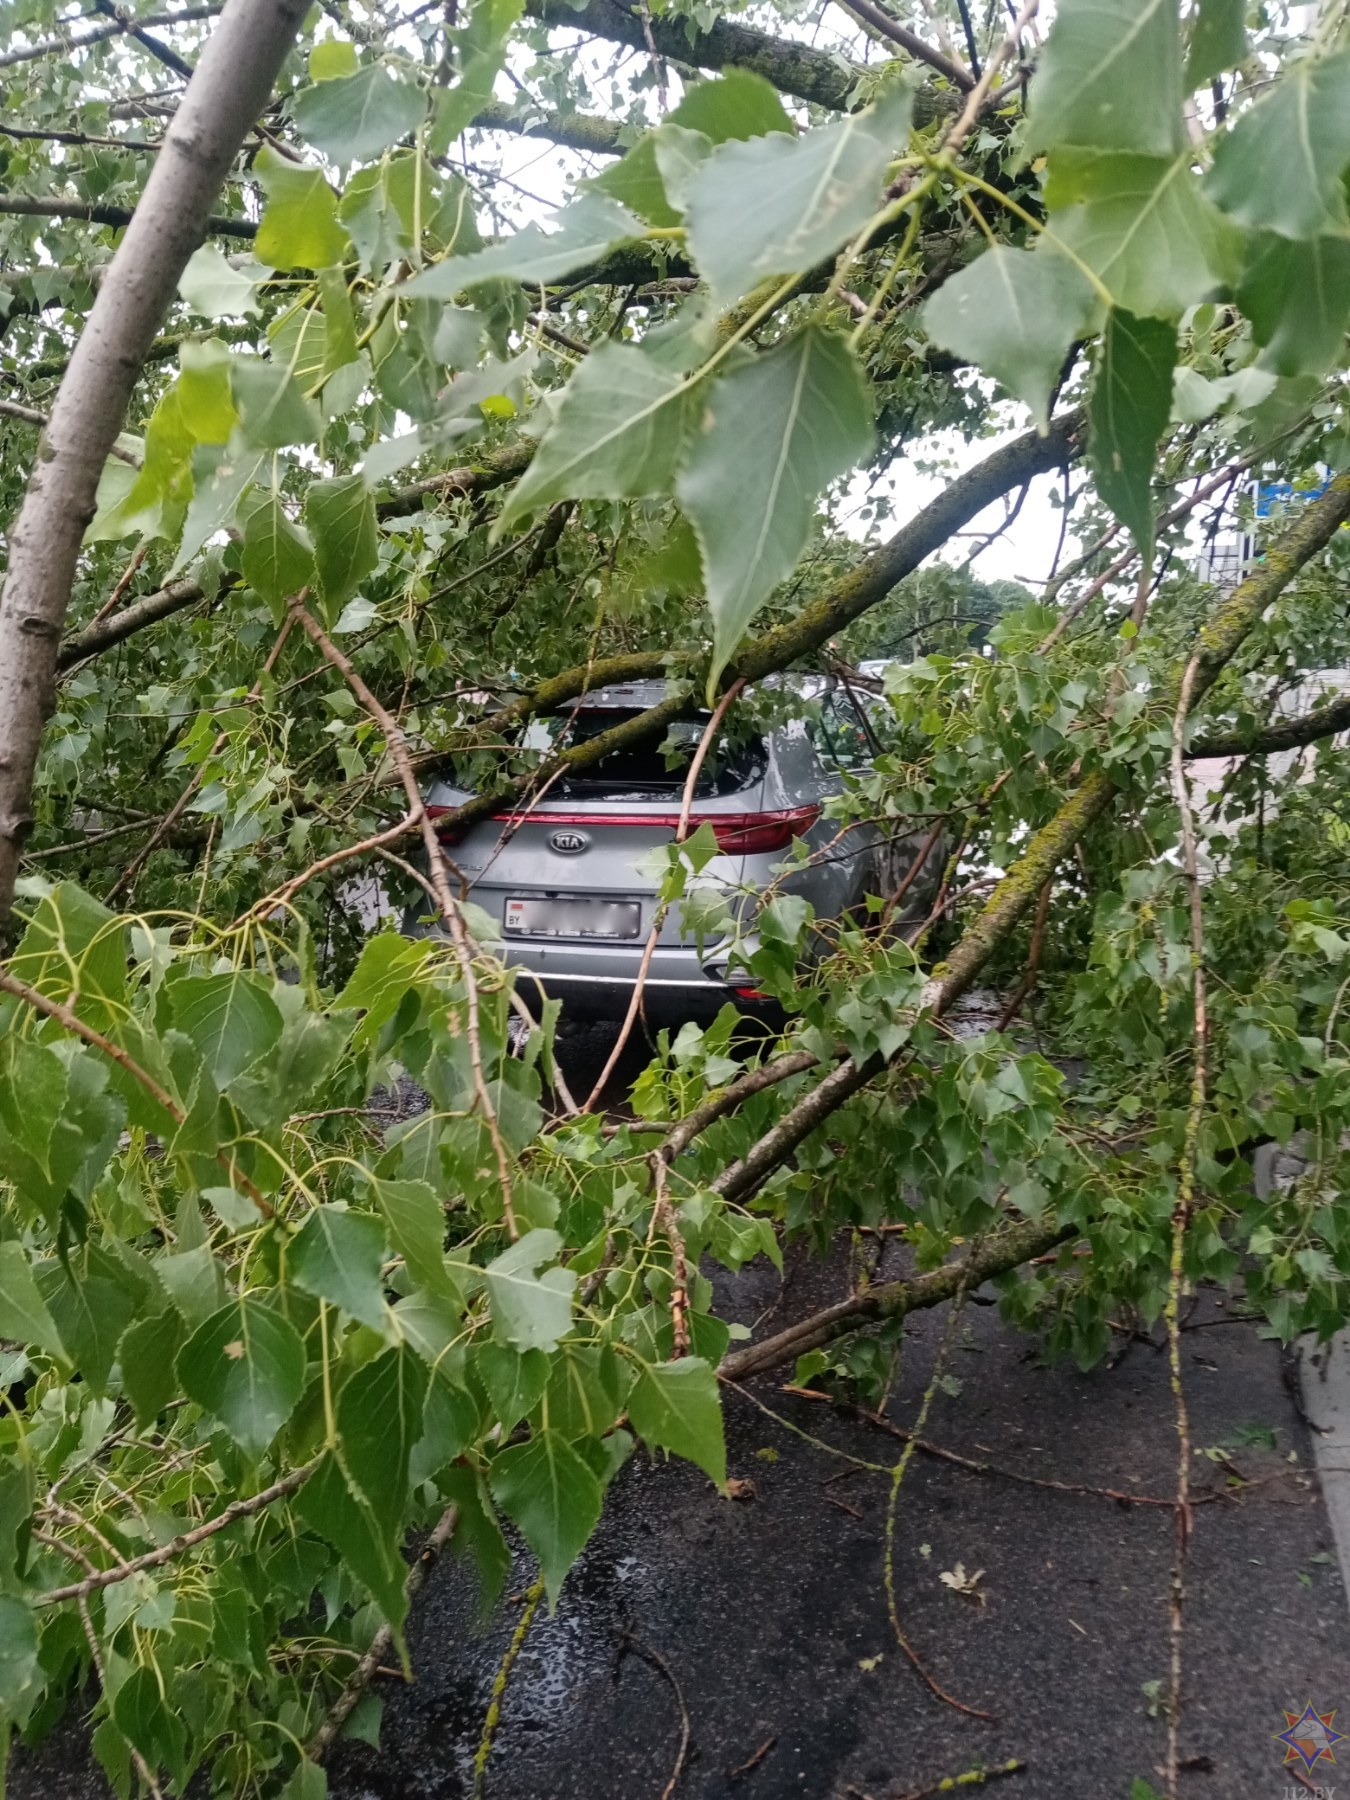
[549,830,589,855]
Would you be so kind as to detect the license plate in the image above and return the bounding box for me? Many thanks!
[504,897,642,939]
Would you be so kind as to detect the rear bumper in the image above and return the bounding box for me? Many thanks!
[405,912,773,1024]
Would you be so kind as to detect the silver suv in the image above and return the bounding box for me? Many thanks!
[414,678,941,1021]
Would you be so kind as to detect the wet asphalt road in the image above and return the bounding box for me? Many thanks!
[321,1243,1349,1800]
[14,1024,1350,1799]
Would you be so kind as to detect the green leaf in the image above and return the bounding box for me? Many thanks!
[683,84,911,303]
[1087,309,1176,554]
[1044,150,1238,319]
[240,487,316,603]
[171,440,264,578]
[403,193,641,298]
[482,1228,575,1353]
[1206,50,1350,240]
[177,340,238,444]
[11,882,126,1029]
[472,1341,549,1434]
[304,473,378,618]
[333,933,433,1043]
[923,245,1096,430]
[1238,231,1350,377]
[118,1308,184,1426]
[254,146,350,270]
[1027,0,1184,158]
[230,356,321,449]
[296,1452,408,1629]
[289,1206,389,1332]
[497,342,698,530]
[370,1177,457,1297]
[178,243,261,319]
[337,1344,427,1519]
[293,64,427,164]
[168,972,284,1086]
[411,1362,482,1483]
[0,1596,39,1716]
[590,134,683,230]
[177,1297,307,1458]
[626,1356,726,1491]
[1186,0,1247,89]
[539,1344,624,1441]
[45,1258,135,1394]
[430,0,525,153]
[676,326,872,689]
[0,1241,65,1362]
[317,266,359,375]
[667,69,794,143]
[309,38,357,81]
[489,1429,603,1607]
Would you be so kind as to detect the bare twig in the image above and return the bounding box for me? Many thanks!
[33,1459,318,1606]
[618,1632,691,1800]
[581,678,746,1112]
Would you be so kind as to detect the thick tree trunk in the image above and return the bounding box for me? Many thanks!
[0,0,309,928]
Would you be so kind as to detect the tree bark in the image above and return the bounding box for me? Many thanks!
[0,0,310,928]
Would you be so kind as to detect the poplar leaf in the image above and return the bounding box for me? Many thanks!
[923,246,1096,429]
[336,1344,427,1519]
[1088,309,1177,554]
[627,1356,726,1491]
[0,1242,65,1362]
[254,148,350,270]
[289,1206,389,1332]
[1206,50,1350,239]
[1027,0,1184,158]
[497,342,698,529]
[430,0,525,152]
[482,1229,575,1353]
[1238,232,1350,377]
[240,487,315,602]
[402,193,641,298]
[304,473,378,616]
[230,357,320,449]
[667,69,794,143]
[293,64,427,165]
[178,1298,306,1458]
[168,972,284,1086]
[489,1429,603,1606]
[1186,0,1247,89]
[676,326,872,691]
[683,84,911,303]
[1045,150,1239,319]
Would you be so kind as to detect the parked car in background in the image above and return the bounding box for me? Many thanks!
[409,677,943,1022]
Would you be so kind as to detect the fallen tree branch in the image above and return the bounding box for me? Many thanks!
[33,1459,318,1606]
[1187,690,1350,760]
[56,573,232,669]
[710,471,1350,1209]
[469,99,625,156]
[717,1218,1072,1381]
[0,5,220,73]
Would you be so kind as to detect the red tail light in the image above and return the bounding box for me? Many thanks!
[706,806,820,854]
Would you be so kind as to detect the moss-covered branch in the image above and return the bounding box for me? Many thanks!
[1187,690,1350,761]
[718,1218,1072,1381]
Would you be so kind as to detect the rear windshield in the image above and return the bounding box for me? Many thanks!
[543,710,766,800]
